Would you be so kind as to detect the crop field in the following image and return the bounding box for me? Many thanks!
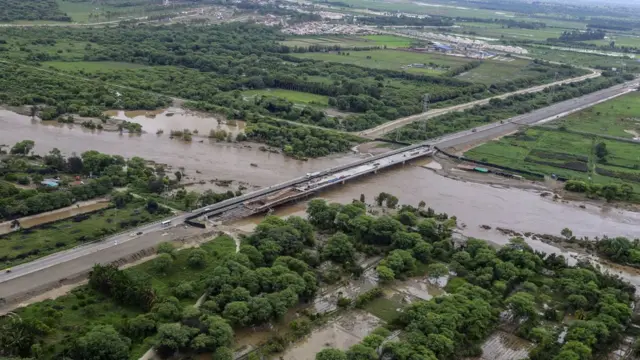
[456,58,542,84]
[553,92,640,138]
[292,49,474,74]
[583,35,640,48]
[281,34,413,48]
[465,128,640,189]
[242,89,330,106]
[45,61,150,72]
[0,199,168,270]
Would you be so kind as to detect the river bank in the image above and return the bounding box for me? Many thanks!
[0,109,362,188]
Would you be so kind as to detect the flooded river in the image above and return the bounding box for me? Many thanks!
[3,108,640,253]
[106,107,246,136]
[0,110,359,187]
[236,162,640,241]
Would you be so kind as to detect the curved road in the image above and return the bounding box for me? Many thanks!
[0,78,637,308]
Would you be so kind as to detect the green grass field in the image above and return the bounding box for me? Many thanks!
[457,58,540,84]
[583,35,640,48]
[553,92,640,138]
[281,35,413,49]
[292,49,473,74]
[45,61,149,72]
[0,199,169,270]
[242,89,330,106]
[465,128,640,189]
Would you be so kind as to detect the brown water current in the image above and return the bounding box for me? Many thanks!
[0,110,359,187]
[107,107,246,136]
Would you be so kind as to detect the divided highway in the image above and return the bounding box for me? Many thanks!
[0,78,637,308]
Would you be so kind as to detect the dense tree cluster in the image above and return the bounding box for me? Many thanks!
[596,236,640,267]
[0,0,71,22]
[564,179,634,202]
[557,29,607,42]
[0,63,170,121]
[0,144,177,220]
[0,23,583,136]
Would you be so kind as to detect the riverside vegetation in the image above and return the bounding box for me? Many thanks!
[0,140,240,269]
[1,195,638,360]
[0,23,590,157]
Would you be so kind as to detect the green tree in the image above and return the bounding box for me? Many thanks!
[346,344,378,360]
[376,265,395,283]
[317,348,348,360]
[594,141,608,160]
[153,253,173,274]
[155,323,197,358]
[157,242,176,257]
[11,140,35,155]
[70,325,131,360]
[324,232,356,264]
[187,248,207,269]
[222,301,251,326]
[506,292,537,321]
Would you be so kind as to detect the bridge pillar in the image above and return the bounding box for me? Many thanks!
[342,180,345,184]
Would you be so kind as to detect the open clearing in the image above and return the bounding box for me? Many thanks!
[242,88,330,106]
[281,34,413,48]
[457,58,546,84]
[292,49,474,74]
[464,127,640,190]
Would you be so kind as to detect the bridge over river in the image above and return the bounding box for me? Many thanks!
[0,78,637,307]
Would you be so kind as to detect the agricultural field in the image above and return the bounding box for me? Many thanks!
[0,199,170,270]
[464,127,640,190]
[242,89,330,107]
[454,22,569,41]
[281,34,414,49]
[292,49,475,74]
[553,92,640,139]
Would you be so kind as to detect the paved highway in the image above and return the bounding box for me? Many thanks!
[359,69,601,138]
[428,79,639,150]
[0,78,637,307]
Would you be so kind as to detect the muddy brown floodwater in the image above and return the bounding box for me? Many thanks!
[0,110,360,187]
[107,107,247,136]
[235,160,640,241]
